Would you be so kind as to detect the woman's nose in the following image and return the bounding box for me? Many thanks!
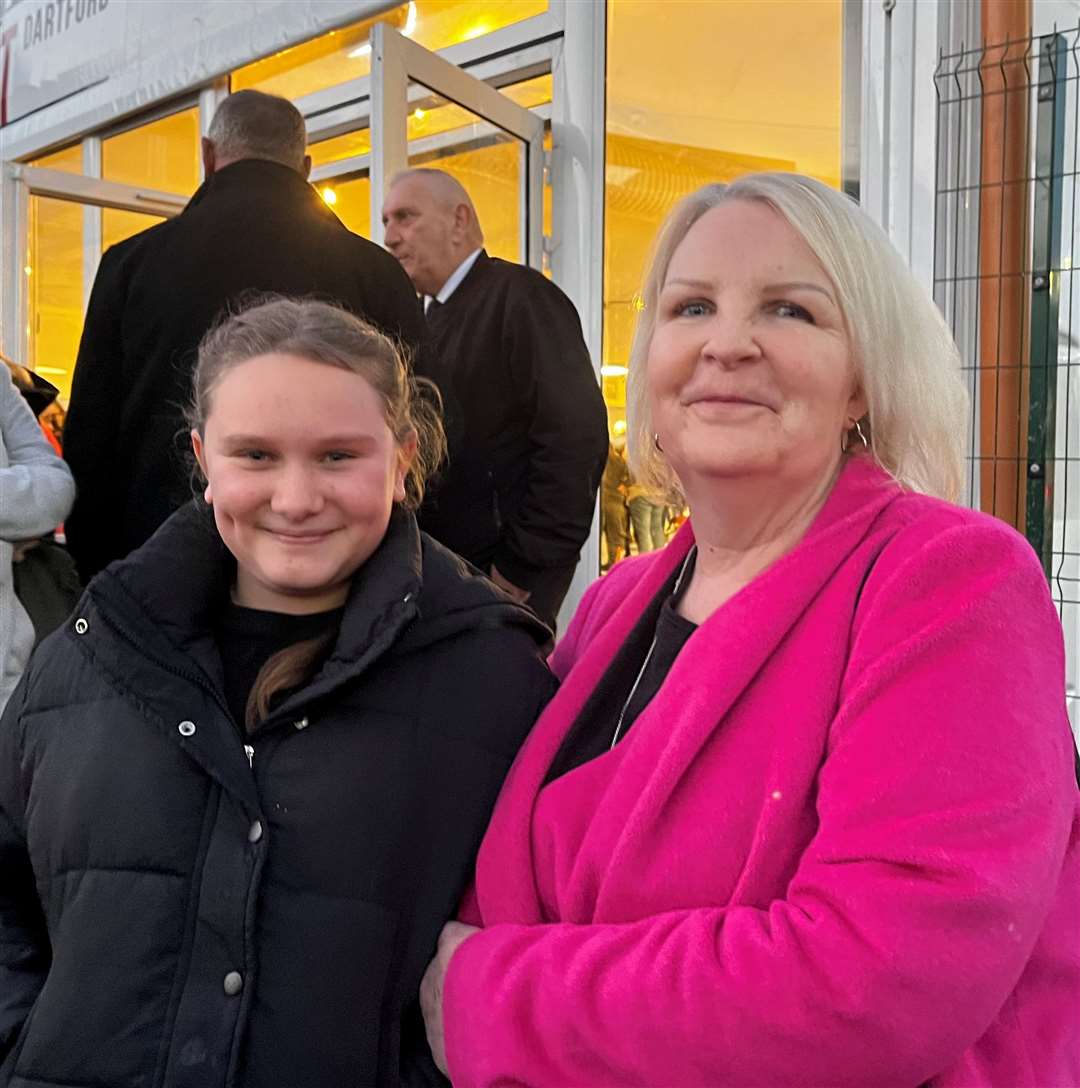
[269,464,324,518]
[700,311,762,367]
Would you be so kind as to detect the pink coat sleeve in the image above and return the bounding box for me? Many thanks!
[443,521,1077,1086]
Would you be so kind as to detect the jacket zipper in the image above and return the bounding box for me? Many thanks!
[243,744,254,769]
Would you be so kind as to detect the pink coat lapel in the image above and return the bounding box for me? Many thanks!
[475,458,904,925]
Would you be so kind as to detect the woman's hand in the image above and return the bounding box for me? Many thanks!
[420,921,480,1075]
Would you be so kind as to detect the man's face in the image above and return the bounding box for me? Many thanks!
[382,177,459,297]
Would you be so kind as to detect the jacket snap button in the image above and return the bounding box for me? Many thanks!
[293,716,309,730]
[178,720,196,737]
[223,971,243,996]
[248,820,263,844]
[74,618,88,634]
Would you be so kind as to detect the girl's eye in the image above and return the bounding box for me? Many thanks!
[323,451,356,463]
[772,301,814,322]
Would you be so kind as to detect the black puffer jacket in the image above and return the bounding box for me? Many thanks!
[0,502,555,1088]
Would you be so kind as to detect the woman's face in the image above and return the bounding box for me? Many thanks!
[192,352,413,614]
[647,200,866,496]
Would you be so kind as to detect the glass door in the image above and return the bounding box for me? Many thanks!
[307,24,546,270]
[1,163,187,404]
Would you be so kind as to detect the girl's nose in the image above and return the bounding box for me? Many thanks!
[269,464,324,518]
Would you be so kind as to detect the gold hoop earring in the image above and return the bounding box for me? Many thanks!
[854,419,868,449]
[653,433,663,453]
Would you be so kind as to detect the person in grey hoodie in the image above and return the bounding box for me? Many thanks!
[0,367,74,711]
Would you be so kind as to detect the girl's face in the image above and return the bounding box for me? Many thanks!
[192,352,414,614]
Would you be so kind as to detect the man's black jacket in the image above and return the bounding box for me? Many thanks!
[0,502,554,1087]
[418,252,607,600]
[63,159,424,580]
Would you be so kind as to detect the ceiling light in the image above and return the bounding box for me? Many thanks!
[601,364,628,377]
[321,187,338,206]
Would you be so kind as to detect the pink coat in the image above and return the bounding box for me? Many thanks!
[444,458,1080,1087]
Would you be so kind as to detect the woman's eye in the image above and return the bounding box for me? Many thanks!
[323,451,356,463]
[772,301,814,322]
[675,300,710,318]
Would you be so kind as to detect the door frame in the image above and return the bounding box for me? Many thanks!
[368,23,545,266]
[1,162,187,370]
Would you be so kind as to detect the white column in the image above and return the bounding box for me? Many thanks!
[82,137,102,313]
[551,0,606,631]
[369,23,409,247]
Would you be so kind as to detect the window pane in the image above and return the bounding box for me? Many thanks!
[424,141,521,262]
[30,144,82,173]
[232,0,548,101]
[600,0,844,559]
[102,209,166,251]
[102,107,200,195]
[312,76,550,253]
[322,177,371,239]
[310,73,551,170]
[27,197,83,404]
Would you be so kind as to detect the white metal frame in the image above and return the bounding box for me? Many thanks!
[0,164,185,365]
[368,23,545,266]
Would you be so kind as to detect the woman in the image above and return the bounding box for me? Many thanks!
[421,175,1080,1085]
[0,366,74,712]
[0,299,554,1087]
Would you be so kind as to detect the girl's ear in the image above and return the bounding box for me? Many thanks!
[394,431,418,503]
[191,429,212,504]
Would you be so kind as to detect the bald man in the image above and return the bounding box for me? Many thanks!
[383,169,607,631]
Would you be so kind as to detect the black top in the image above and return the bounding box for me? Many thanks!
[545,552,697,784]
[215,601,344,731]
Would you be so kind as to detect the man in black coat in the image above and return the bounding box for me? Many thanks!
[63,91,424,580]
[381,169,608,631]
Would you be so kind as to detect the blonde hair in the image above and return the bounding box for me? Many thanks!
[626,173,968,502]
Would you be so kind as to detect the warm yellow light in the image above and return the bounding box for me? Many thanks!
[24,265,31,276]
[348,2,416,57]
[631,294,645,312]
[413,108,426,120]
[321,187,338,206]
[462,20,491,41]
[601,364,629,377]
[36,366,67,376]
[612,418,628,436]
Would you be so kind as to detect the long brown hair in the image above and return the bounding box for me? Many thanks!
[188,297,447,731]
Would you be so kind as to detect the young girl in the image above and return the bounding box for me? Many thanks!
[0,298,555,1088]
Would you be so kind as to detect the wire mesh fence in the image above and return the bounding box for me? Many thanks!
[935,28,1079,729]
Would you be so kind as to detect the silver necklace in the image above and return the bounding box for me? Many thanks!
[609,546,696,750]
